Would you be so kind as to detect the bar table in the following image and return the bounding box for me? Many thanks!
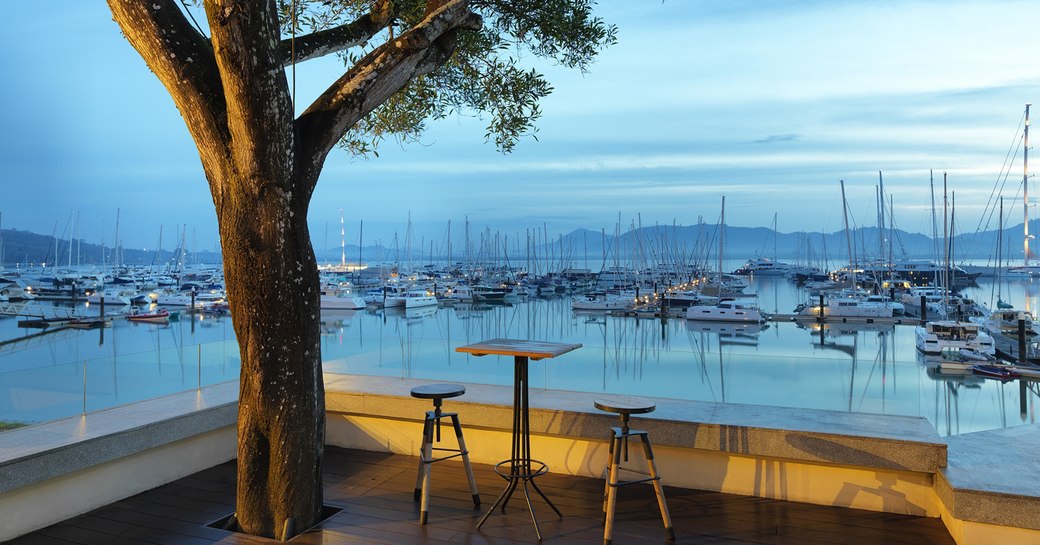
[456,338,582,541]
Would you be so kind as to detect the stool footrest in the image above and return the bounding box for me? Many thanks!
[493,458,550,480]
[421,450,468,464]
[609,476,660,487]
[609,465,657,479]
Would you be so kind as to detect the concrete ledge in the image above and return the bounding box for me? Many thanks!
[938,424,1040,533]
[324,374,947,474]
[0,381,238,494]
[0,382,239,542]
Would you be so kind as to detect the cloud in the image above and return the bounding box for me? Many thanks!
[752,134,801,144]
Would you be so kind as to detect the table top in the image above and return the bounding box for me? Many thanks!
[456,338,582,360]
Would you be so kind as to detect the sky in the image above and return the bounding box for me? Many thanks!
[3,1,1040,255]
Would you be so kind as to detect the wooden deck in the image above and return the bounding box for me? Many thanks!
[11,446,956,545]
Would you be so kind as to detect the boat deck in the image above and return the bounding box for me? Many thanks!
[10,446,956,545]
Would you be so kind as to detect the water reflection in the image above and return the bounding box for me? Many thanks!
[6,276,1040,436]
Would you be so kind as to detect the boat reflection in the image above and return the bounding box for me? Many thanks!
[684,319,769,346]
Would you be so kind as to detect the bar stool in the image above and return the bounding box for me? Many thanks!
[411,383,480,524]
[595,396,675,545]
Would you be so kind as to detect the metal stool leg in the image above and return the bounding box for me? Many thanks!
[603,429,623,545]
[451,413,481,508]
[639,433,675,541]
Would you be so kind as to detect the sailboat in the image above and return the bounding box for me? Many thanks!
[917,174,996,355]
[686,196,765,322]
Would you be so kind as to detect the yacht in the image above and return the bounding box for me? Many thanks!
[319,287,366,310]
[401,288,438,308]
[572,292,635,312]
[0,284,36,301]
[796,296,893,319]
[915,320,996,355]
[685,300,768,323]
[972,307,1040,338]
[87,286,145,306]
[733,258,795,276]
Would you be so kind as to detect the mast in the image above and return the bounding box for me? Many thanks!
[1025,103,1032,267]
[340,209,346,269]
[719,195,725,280]
[998,197,1004,304]
[840,180,854,274]
[356,220,363,283]
[878,170,885,262]
[930,170,939,260]
[943,173,949,293]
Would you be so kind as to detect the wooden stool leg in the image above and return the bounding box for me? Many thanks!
[451,414,481,508]
[414,416,432,502]
[639,433,675,542]
[419,416,435,525]
[603,429,623,545]
[603,431,617,514]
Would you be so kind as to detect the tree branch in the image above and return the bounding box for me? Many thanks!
[106,0,231,201]
[279,0,393,67]
[294,0,481,185]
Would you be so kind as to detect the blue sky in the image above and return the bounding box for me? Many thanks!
[3,1,1040,253]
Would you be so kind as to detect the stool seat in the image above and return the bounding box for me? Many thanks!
[411,383,466,400]
[595,396,655,415]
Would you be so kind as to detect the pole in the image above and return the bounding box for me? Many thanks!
[82,360,87,415]
[1019,314,1028,364]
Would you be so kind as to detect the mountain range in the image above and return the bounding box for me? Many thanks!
[0,220,1033,268]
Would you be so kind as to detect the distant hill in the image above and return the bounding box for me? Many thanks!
[0,228,221,268]
[3,220,1033,269]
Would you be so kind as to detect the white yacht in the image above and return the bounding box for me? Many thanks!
[685,300,768,323]
[87,287,141,306]
[401,288,438,309]
[796,296,893,319]
[572,293,635,312]
[915,320,996,355]
[972,307,1040,338]
[0,284,36,301]
[319,287,366,310]
[733,258,795,276]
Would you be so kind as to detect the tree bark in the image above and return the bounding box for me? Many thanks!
[221,182,324,539]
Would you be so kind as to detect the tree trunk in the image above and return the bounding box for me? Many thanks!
[219,178,325,538]
[104,1,483,539]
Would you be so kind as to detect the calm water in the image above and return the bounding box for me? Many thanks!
[4,273,1040,437]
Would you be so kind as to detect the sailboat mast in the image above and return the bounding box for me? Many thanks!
[943,173,949,292]
[1024,103,1032,267]
[878,170,885,262]
[719,195,725,279]
[340,209,346,269]
[840,180,854,272]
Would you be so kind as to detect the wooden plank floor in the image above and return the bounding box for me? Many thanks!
[11,446,956,545]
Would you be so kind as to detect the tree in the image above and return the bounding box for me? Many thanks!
[106,0,614,539]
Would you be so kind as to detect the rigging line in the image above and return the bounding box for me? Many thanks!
[177,0,206,38]
[973,115,1026,237]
